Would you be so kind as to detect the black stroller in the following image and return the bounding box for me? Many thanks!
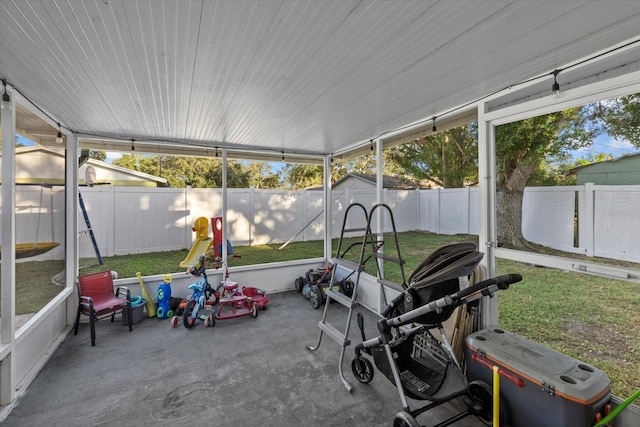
[351,243,521,427]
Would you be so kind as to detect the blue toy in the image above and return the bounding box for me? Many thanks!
[156,274,174,319]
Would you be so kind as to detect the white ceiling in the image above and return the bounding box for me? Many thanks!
[2,0,640,162]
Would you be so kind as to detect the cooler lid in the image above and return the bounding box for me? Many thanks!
[466,328,610,404]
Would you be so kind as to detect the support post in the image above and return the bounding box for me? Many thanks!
[0,83,16,407]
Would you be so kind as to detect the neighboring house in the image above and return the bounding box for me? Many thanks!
[569,152,640,185]
[331,173,420,190]
[1,145,169,187]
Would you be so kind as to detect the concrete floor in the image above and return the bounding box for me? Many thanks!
[3,291,487,427]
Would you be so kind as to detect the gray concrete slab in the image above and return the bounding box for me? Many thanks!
[4,291,487,427]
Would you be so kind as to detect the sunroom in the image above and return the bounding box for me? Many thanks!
[1,1,640,425]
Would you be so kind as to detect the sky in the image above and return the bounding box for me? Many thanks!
[572,134,638,161]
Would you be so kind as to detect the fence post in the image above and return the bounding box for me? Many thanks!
[583,182,595,257]
[436,188,441,235]
[466,186,471,235]
[184,186,190,249]
[253,188,258,246]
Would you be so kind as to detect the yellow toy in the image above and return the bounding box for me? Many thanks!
[135,272,156,317]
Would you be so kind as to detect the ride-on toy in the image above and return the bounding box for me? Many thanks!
[182,254,220,328]
[203,256,268,327]
[294,266,354,309]
[181,254,268,329]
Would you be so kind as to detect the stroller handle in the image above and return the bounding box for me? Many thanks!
[455,273,522,301]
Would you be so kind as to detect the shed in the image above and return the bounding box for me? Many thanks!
[569,153,640,185]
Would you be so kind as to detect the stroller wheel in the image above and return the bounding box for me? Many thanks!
[295,277,304,293]
[351,356,374,384]
[468,380,507,426]
[251,302,259,318]
[309,284,323,309]
[393,412,420,427]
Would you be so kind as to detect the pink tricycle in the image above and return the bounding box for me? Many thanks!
[204,256,268,327]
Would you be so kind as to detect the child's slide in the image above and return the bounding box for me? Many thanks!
[179,238,213,268]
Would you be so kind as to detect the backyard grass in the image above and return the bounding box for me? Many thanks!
[4,231,639,398]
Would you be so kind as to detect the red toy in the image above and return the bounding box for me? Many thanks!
[204,256,268,327]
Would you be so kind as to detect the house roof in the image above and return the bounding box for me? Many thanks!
[2,2,640,163]
[568,152,640,174]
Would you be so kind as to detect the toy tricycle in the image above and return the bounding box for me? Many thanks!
[182,254,220,328]
[203,256,268,327]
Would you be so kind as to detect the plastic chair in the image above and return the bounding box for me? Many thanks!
[74,270,132,346]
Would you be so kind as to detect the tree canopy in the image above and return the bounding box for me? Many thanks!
[112,154,280,188]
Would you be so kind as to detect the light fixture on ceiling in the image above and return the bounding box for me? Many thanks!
[432,117,437,133]
[215,147,218,157]
[370,139,374,151]
[1,80,10,109]
[552,69,561,96]
[56,123,63,144]
[282,151,285,161]
[131,139,135,151]
[2,83,9,102]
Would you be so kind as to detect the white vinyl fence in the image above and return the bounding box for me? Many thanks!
[3,184,639,263]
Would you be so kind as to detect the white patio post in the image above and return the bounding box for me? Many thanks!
[376,138,384,278]
[0,82,16,408]
[478,99,499,327]
[66,132,79,324]
[221,148,228,262]
[323,155,332,261]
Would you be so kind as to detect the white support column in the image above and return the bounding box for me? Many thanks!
[66,133,79,324]
[323,155,332,260]
[478,100,498,327]
[221,149,228,262]
[0,83,16,407]
[376,138,384,278]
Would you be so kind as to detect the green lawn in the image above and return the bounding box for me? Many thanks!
[5,231,639,398]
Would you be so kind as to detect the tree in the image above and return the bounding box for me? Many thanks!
[245,161,281,189]
[281,151,404,189]
[89,150,106,161]
[495,109,598,248]
[598,94,640,143]
[387,124,478,188]
[496,93,640,249]
[282,164,325,189]
[113,154,253,188]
